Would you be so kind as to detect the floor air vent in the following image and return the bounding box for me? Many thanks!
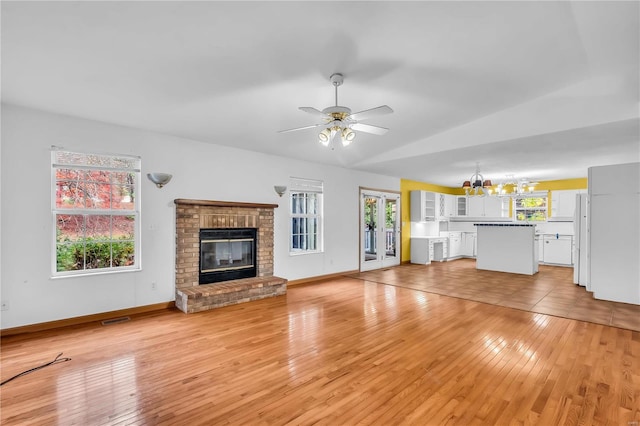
[101,316,130,326]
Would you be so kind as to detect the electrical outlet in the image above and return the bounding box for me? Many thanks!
[1,301,9,311]
[151,282,157,290]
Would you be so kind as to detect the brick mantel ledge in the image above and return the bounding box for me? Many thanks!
[174,199,279,209]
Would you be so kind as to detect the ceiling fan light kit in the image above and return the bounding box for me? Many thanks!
[279,73,393,148]
[318,128,331,146]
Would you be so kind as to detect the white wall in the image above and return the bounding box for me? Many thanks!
[0,105,399,328]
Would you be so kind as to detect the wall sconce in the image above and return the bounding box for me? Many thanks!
[274,185,287,197]
[147,173,172,188]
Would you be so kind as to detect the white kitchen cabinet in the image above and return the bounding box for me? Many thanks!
[466,197,508,218]
[411,238,430,264]
[448,232,462,258]
[411,237,449,264]
[456,196,467,216]
[538,236,544,263]
[437,193,456,218]
[461,233,471,257]
[484,196,504,217]
[462,232,476,257]
[467,197,484,217]
[410,191,436,222]
[550,190,583,219]
[542,235,573,265]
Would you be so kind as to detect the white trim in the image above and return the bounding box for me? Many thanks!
[52,163,141,173]
[289,177,324,194]
[51,145,141,160]
[51,149,142,277]
[288,178,324,254]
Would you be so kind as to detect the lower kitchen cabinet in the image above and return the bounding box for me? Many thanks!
[461,232,476,258]
[448,232,462,258]
[411,237,449,264]
[541,235,573,265]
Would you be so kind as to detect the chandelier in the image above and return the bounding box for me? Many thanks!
[462,163,492,196]
[462,165,539,197]
[495,175,538,197]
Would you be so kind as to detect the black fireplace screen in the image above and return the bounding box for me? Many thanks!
[199,228,257,284]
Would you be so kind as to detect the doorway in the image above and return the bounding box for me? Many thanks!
[360,189,401,271]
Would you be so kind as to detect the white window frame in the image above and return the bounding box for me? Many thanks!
[289,177,323,255]
[51,148,141,277]
[513,193,549,223]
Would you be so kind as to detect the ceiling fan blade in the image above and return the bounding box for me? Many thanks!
[278,123,326,133]
[349,105,393,121]
[351,122,389,135]
[299,107,331,118]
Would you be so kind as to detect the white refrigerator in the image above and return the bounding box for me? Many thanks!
[587,163,640,305]
[573,194,588,288]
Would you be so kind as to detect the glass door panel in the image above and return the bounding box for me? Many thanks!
[363,195,379,263]
[360,190,401,271]
[383,198,398,263]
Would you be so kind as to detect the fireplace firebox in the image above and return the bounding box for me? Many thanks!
[199,228,257,284]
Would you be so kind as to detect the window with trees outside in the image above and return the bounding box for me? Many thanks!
[52,149,141,276]
[513,195,548,222]
[289,177,323,254]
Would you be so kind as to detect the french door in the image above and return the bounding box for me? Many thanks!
[360,189,401,271]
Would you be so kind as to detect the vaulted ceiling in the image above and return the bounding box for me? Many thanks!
[2,1,638,186]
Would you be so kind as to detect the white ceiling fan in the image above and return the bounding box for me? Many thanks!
[279,73,393,147]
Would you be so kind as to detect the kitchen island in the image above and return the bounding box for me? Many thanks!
[475,224,538,275]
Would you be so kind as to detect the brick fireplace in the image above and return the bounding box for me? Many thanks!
[174,199,287,313]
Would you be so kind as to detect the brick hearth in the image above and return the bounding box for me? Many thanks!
[174,199,287,313]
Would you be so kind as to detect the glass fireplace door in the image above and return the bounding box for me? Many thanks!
[201,238,254,272]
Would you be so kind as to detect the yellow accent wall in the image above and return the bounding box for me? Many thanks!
[400,177,587,263]
[534,178,587,191]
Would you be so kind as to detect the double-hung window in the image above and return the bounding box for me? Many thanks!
[52,149,141,276]
[289,177,323,254]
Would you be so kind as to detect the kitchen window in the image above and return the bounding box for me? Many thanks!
[52,148,141,276]
[513,195,548,222]
[289,177,323,254]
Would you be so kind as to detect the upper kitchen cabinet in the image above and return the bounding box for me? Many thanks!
[466,196,509,218]
[467,196,484,217]
[484,196,505,217]
[410,190,436,222]
[437,193,456,219]
[550,190,585,220]
[456,196,467,216]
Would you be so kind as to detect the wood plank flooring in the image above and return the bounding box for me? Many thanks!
[1,267,639,425]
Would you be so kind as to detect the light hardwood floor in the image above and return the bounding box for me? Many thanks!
[1,264,639,425]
